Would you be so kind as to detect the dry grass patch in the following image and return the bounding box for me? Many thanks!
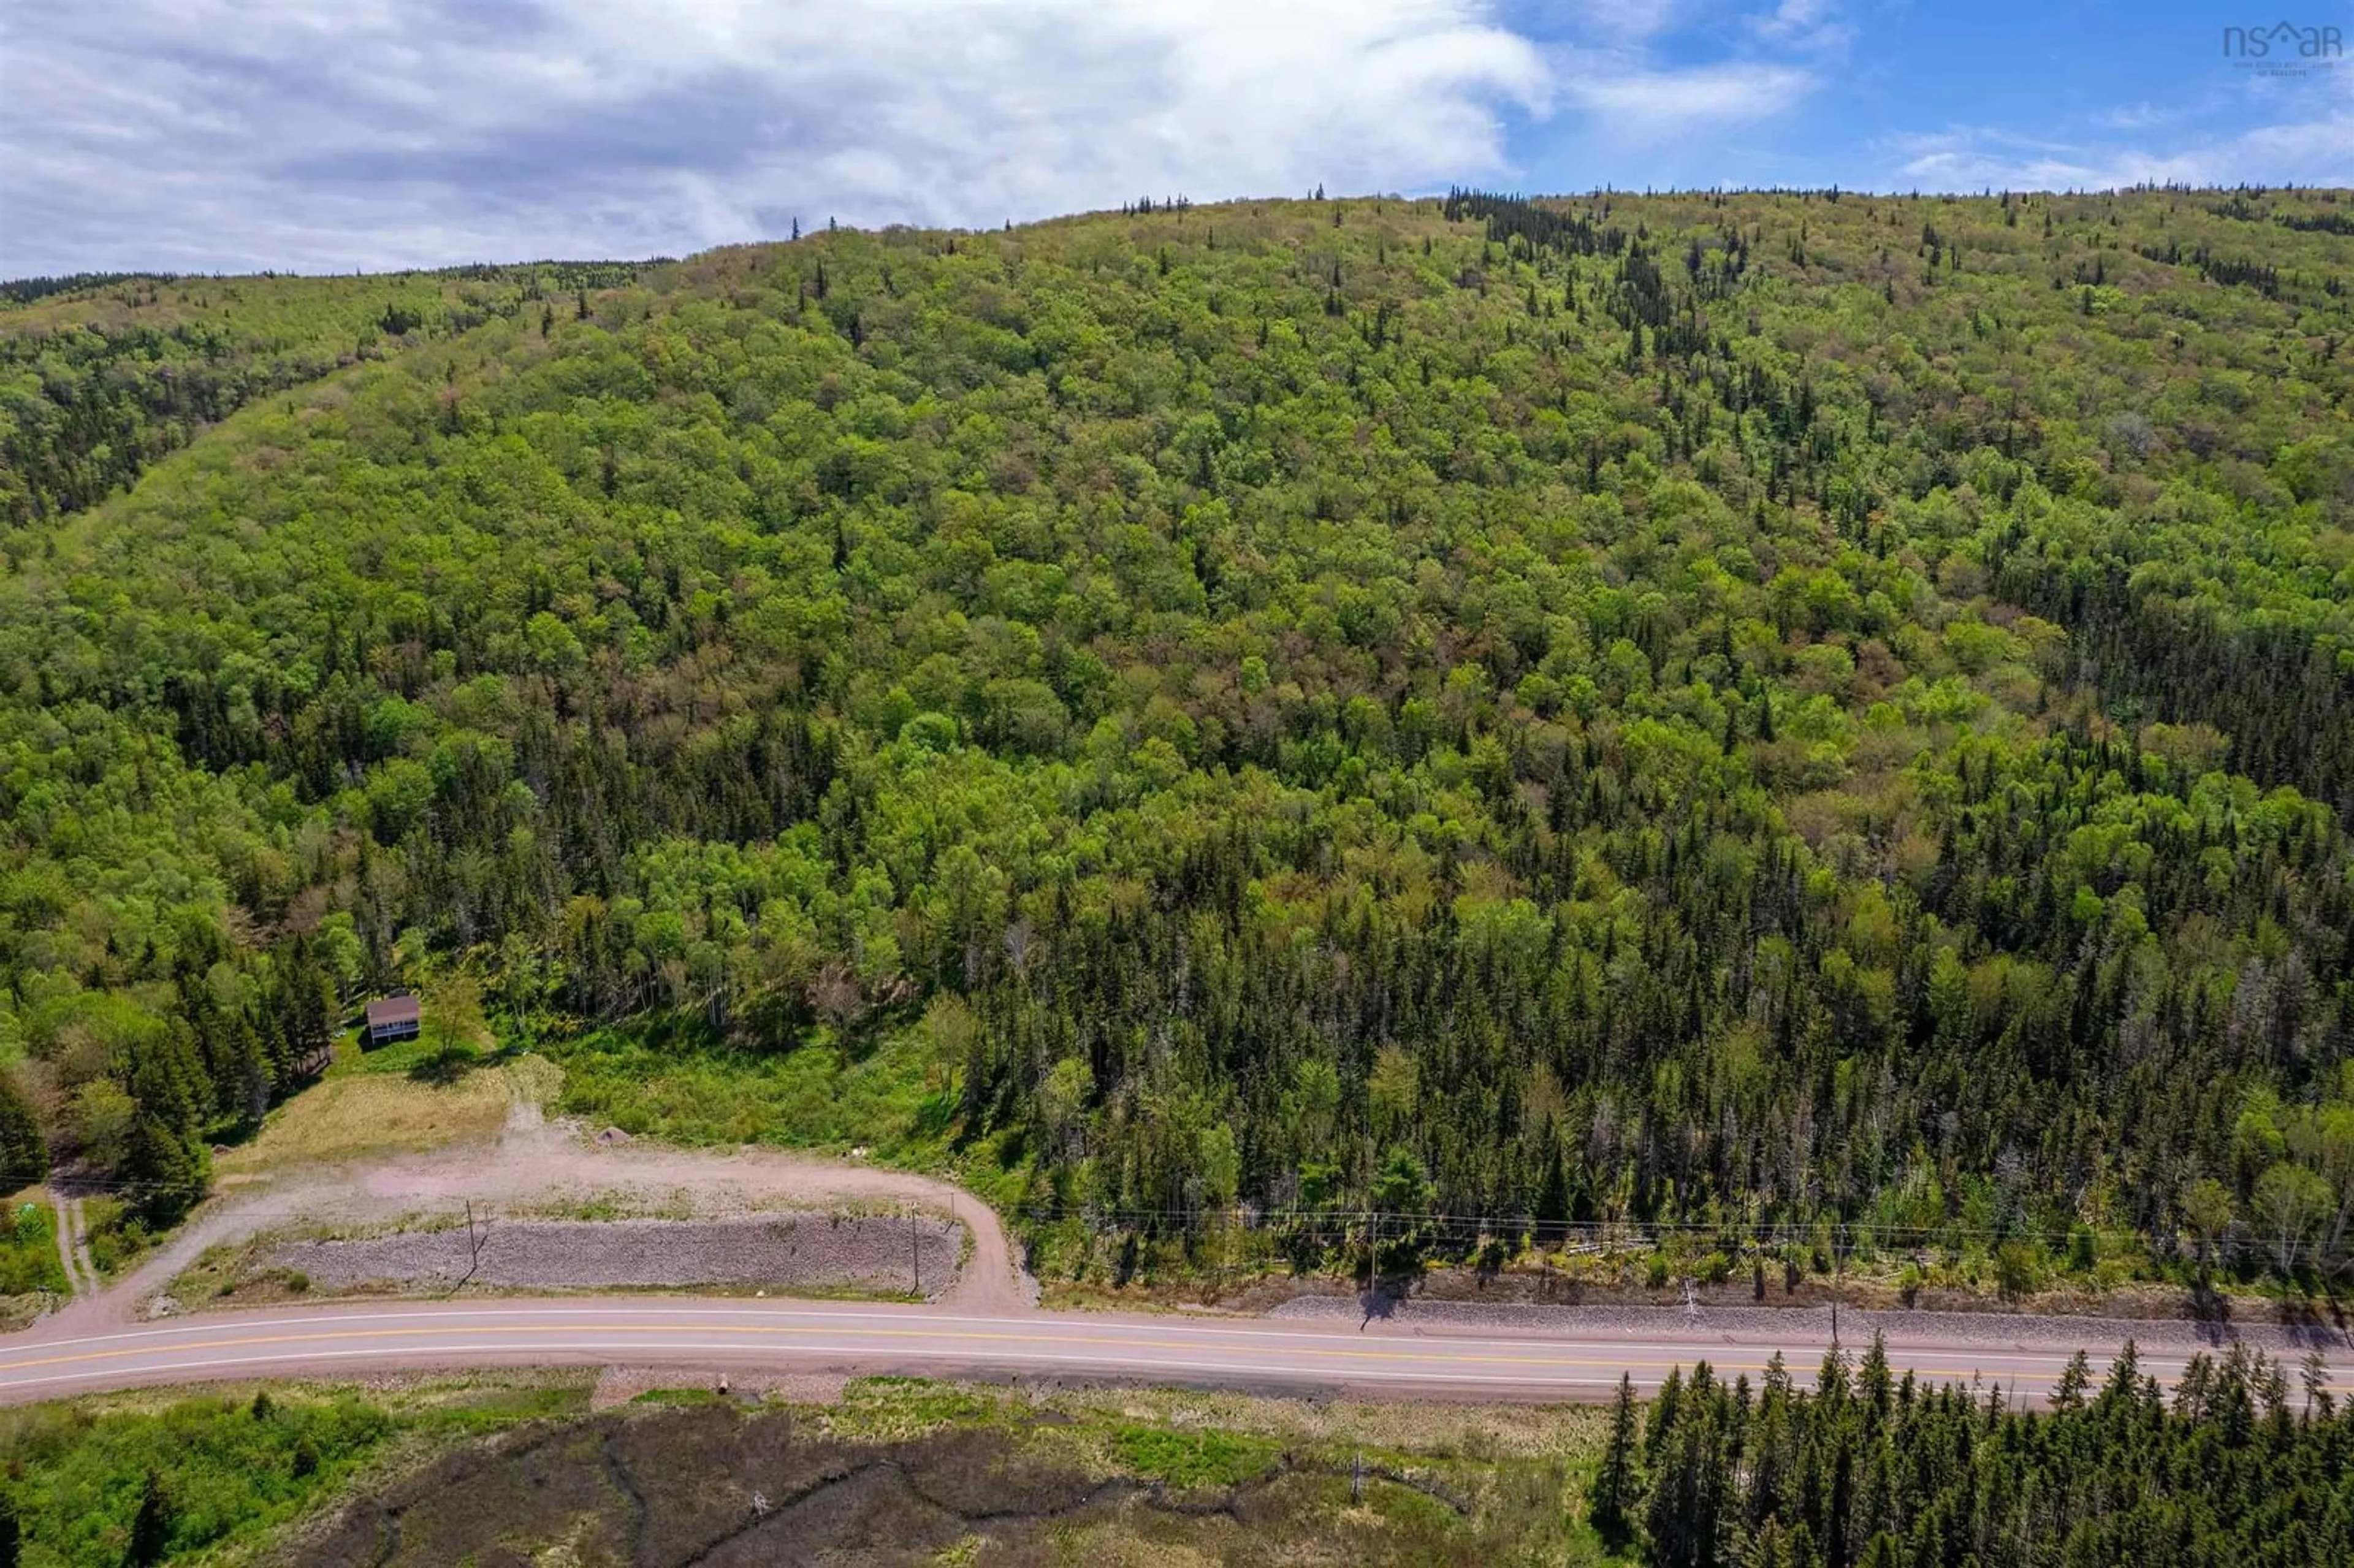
[213,1070,513,1184]
[1064,1387,1609,1464]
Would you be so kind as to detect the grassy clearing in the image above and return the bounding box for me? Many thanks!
[534,1019,1037,1217]
[544,1021,950,1154]
[211,1054,525,1186]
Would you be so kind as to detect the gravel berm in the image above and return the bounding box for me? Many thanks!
[268,1214,962,1298]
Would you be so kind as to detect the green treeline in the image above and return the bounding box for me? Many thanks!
[0,189,2350,1281]
[1596,1336,2353,1566]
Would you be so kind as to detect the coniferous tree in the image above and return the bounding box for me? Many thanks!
[1623,1342,2354,1568]
[126,1471,173,1566]
[119,1116,205,1225]
[1591,1371,1640,1544]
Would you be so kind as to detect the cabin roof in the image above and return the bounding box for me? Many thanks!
[364,995,421,1027]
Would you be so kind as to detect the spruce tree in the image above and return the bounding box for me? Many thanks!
[1591,1371,1639,1543]
[2053,1348,2092,1412]
[126,1471,173,1566]
[120,1116,205,1225]
[1858,1330,1892,1417]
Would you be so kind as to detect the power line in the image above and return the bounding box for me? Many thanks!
[1008,1203,2203,1244]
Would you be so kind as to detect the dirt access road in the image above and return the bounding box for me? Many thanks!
[47,1192,97,1298]
[45,1098,1034,1334]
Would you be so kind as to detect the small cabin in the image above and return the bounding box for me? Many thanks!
[364,994,421,1048]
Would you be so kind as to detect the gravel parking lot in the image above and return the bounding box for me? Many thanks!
[267,1214,962,1298]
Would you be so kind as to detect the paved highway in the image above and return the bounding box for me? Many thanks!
[6,1298,2325,1406]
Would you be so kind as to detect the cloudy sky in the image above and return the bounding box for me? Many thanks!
[2,0,2348,275]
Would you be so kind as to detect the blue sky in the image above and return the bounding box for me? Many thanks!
[1504,1,2354,192]
[2,1,2348,275]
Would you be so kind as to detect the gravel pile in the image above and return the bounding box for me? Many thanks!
[268,1214,962,1298]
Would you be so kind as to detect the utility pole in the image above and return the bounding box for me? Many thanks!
[909,1204,921,1297]
[454,1200,489,1292]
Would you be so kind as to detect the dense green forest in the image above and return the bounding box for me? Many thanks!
[0,261,647,525]
[0,189,2350,1285]
[1599,1336,2353,1566]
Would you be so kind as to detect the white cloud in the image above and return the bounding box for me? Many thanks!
[1564,61,1816,124]
[1890,109,2354,191]
[1748,0,1852,53]
[1886,55,2354,191]
[0,0,1550,273]
[1556,0,1683,45]
[1530,1,1828,150]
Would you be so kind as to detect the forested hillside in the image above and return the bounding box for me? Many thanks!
[1,189,2350,1285]
[0,260,647,525]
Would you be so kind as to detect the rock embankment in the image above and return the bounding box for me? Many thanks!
[267,1214,961,1298]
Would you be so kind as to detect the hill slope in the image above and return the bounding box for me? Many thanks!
[0,261,647,525]
[1,190,2351,1285]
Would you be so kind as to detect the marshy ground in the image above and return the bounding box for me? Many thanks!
[280,1376,1602,1567]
